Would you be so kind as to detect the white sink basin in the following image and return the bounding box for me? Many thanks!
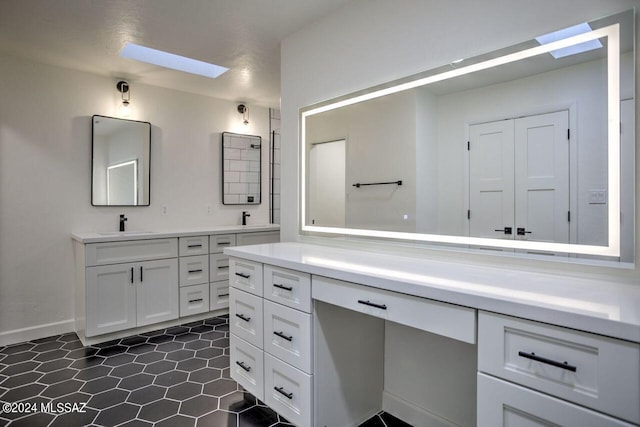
[98,231,155,236]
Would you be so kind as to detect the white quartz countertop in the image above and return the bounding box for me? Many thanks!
[72,224,280,243]
[225,242,640,343]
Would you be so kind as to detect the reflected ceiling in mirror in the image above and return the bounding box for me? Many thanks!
[92,115,151,206]
[301,10,634,260]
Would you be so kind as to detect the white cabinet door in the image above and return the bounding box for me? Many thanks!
[86,263,137,336]
[136,258,179,327]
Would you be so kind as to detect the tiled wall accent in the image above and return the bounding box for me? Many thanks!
[270,109,281,224]
[222,133,261,204]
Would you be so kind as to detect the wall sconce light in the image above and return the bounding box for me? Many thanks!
[117,80,131,116]
[238,104,249,125]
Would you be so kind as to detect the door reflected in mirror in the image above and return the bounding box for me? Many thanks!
[302,10,634,261]
[92,115,150,206]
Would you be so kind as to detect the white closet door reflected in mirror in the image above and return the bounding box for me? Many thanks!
[469,111,570,248]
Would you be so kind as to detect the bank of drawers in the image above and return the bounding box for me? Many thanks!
[229,258,313,427]
[209,234,235,312]
[177,233,235,317]
[178,236,210,317]
[478,312,640,426]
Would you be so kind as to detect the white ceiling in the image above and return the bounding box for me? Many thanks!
[0,0,351,108]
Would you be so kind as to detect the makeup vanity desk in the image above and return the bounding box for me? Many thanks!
[225,242,640,427]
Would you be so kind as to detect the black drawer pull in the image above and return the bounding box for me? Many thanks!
[274,283,293,291]
[218,266,229,270]
[218,293,230,297]
[274,386,293,399]
[218,242,231,246]
[235,272,250,279]
[357,300,387,310]
[130,267,134,284]
[274,331,293,342]
[140,266,143,282]
[188,269,203,273]
[188,244,203,248]
[518,351,577,372]
[235,313,251,322]
[189,298,204,304]
[236,361,251,372]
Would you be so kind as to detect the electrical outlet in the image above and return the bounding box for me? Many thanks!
[161,205,168,215]
[206,205,212,215]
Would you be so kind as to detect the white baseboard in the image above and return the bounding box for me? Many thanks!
[383,390,460,427]
[79,309,228,346]
[0,319,75,347]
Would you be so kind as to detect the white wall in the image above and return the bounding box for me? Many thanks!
[0,53,272,344]
[306,90,417,231]
[281,0,640,283]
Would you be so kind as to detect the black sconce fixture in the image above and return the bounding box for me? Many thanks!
[117,80,131,115]
[238,104,249,125]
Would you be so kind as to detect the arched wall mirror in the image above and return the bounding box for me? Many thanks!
[301,9,635,261]
[92,115,151,206]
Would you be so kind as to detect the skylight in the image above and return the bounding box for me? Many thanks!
[535,22,603,59]
[120,43,228,78]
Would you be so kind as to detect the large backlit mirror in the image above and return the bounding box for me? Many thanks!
[302,10,634,261]
[92,115,151,206]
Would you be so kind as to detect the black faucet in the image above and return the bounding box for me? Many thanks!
[242,211,250,226]
[119,214,128,232]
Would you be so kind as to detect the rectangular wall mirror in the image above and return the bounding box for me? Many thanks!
[91,115,151,206]
[301,10,634,261]
[222,132,262,205]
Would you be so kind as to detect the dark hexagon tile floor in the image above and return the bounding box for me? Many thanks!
[0,316,293,427]
[0,316,403,427]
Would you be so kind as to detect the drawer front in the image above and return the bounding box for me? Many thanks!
[312,276,476,344]
[478,373,635,427]
[264,265,311,313]
[179,284,210,317]
[229,258,263,297]
[229,287,263,348]
[86,238,178,266]
[178,235,209,256]
[210,254,230,282]
[230,334,264,401]
[263,300,312,374]
[179,255,209,286]
[264,353,312,427]
[210,281,230,311]
[236,231,279,246]
[210,234,236,253]
[478,311,640,424]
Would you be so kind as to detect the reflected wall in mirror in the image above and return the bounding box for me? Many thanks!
[222,132,261,205]
[302,10,635,261]
[92,115,151,206]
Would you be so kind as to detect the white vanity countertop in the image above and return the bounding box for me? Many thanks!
[225,242,640,343]
[71,224,280,243]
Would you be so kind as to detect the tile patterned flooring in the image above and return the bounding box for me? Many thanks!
[0,316,411,427]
